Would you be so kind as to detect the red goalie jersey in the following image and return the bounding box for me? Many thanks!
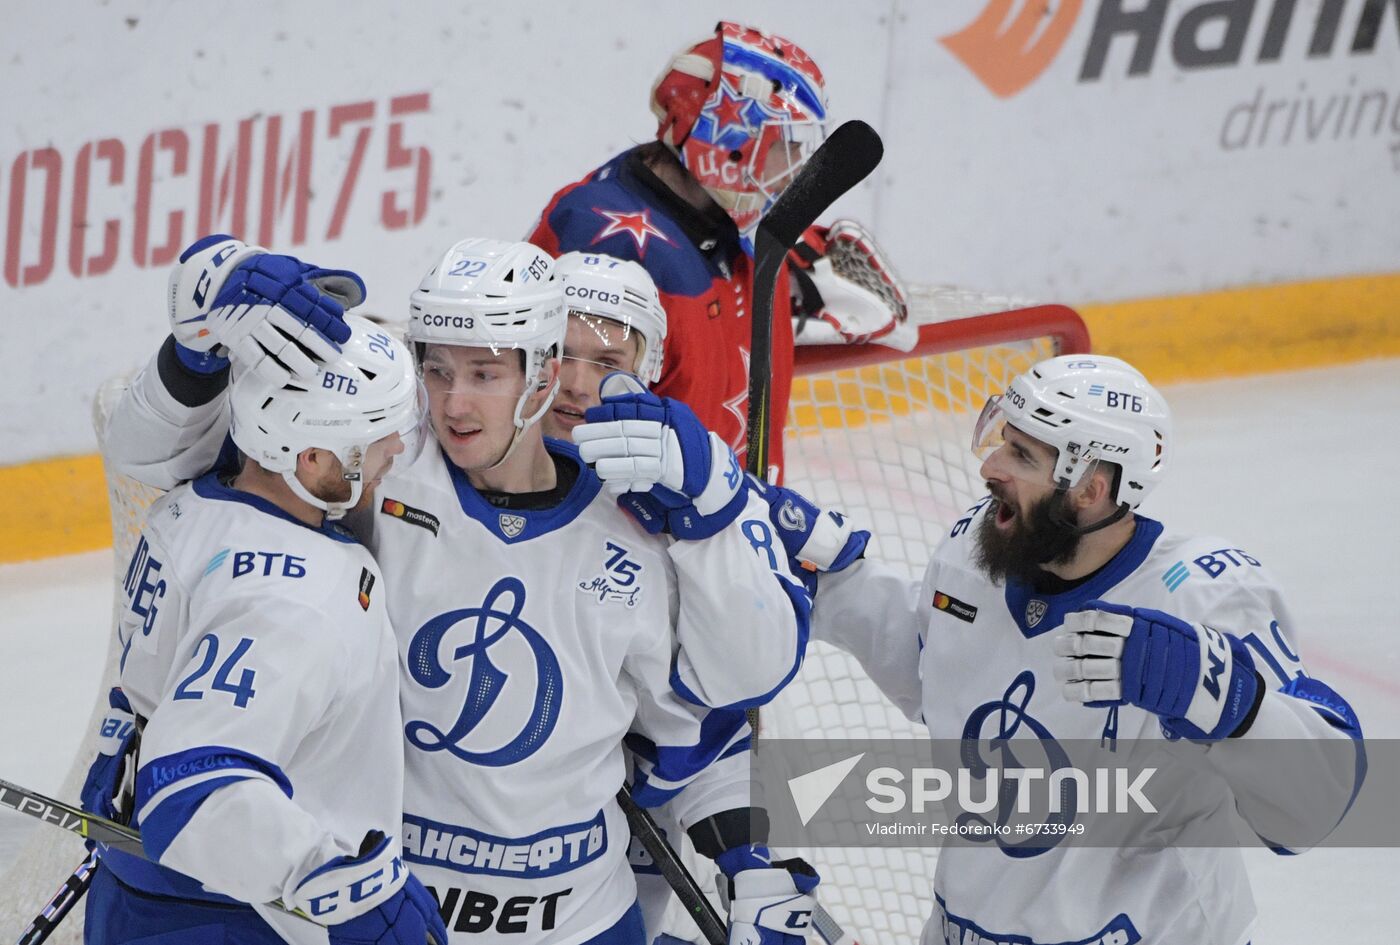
[529,143,797,482]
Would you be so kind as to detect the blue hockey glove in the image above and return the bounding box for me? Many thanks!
[715,844,820,945]
[750,479,868,576]
[293,831,448,945]
[574,372,746,540]
[1053,600,1263,740]
[79,687,138,825]
[168,234,359,386]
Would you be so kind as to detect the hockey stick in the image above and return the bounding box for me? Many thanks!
[743,119,884,480]
[616,787,728,945]
[737,119,884,945]
[617,787,860,945]
[16,850,98,945]
[0,776,320,923]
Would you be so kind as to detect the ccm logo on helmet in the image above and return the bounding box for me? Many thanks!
[1088,439,1130,454]
[564,285,622,305]
[419,313,476,330]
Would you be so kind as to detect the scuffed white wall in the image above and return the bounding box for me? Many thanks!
[2,1,1395,463]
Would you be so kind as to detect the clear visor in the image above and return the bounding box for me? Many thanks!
[418,344,531,400]
[561,312,645,376]
[393,379,431,467]
[971,394,1008,460]
[337,380,428,483]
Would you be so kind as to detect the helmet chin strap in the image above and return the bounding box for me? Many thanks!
[485,379,560,472]
[282,445,364,521]
[1048,489,1132,538]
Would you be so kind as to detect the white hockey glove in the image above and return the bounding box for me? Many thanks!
[716,845,820,945]
[573,372,746,540]
[789,219,909,346]
[1053,600,1264,741]
[292,830,449,945]
[169,233,361,386]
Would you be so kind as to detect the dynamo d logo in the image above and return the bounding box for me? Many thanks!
[404,577,563,766]
[941,0,1083,98]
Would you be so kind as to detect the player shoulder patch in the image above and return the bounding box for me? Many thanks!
[380,497,440,536]
[577,540,644,607]
[932,590,978,624]
[1165,534,1267,588]
[357,567,375,611]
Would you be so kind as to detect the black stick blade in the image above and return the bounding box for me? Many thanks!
[758,120,884,250]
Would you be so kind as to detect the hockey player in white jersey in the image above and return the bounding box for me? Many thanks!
[545,253,821,945]
[82,310,448,945]
[104,235,819,945]
[741,354,1365,945]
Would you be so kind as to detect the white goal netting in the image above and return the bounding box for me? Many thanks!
[0,288,1087,944]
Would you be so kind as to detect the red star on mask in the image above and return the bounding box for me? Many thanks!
[709,77,756,140]
[591,208,674,256]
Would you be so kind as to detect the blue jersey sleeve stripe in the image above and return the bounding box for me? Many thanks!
[632,708,751,807]
[139,773,257,862]
[136,745,293,814]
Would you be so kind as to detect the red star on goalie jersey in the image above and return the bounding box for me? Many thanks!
[723,347,751,455]
[590,208,674,257]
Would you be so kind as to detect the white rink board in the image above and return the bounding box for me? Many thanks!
[3,0,1397,463]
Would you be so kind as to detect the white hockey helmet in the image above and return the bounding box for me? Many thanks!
[408,238,567,435]
[230,314,420,519]
[973,354,1171,512]
[555,252,668,384]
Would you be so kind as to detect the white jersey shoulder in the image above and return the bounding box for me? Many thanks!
[115,473,404,910]
[364,443,747,945]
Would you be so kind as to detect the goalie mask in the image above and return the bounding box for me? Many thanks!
[408,238,567,466]
[555,252,668,384]
[973,354,1171,518]
[651,21,828,249]
[230,314,421,520]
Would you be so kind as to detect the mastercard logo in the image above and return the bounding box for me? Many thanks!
[383,499,406,516]
[934,592,951,609]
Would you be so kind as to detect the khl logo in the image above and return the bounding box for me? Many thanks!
[405,577,563,766]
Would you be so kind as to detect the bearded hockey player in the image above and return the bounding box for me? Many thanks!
[771,354,1365,945]
[103,235,820,945]
[529,21,907,481]
[83,309,446,945]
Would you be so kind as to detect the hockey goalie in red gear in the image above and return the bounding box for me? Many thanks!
[530,21,904,482]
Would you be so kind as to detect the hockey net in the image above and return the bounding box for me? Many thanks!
[0,289,1087,944]
[757,293,1089,943]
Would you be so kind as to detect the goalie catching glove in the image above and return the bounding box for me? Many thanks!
[789,219,908,346]
[1053,600,1265,741]
[715,844,820,945]
[169,233,361,386]
[573,372,746,540]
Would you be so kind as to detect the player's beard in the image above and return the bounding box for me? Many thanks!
[973,489,1084,586]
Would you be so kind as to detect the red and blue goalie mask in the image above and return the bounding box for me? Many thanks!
[652,22,829,253]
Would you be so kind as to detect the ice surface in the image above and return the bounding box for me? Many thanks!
[2,360,1396,940]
